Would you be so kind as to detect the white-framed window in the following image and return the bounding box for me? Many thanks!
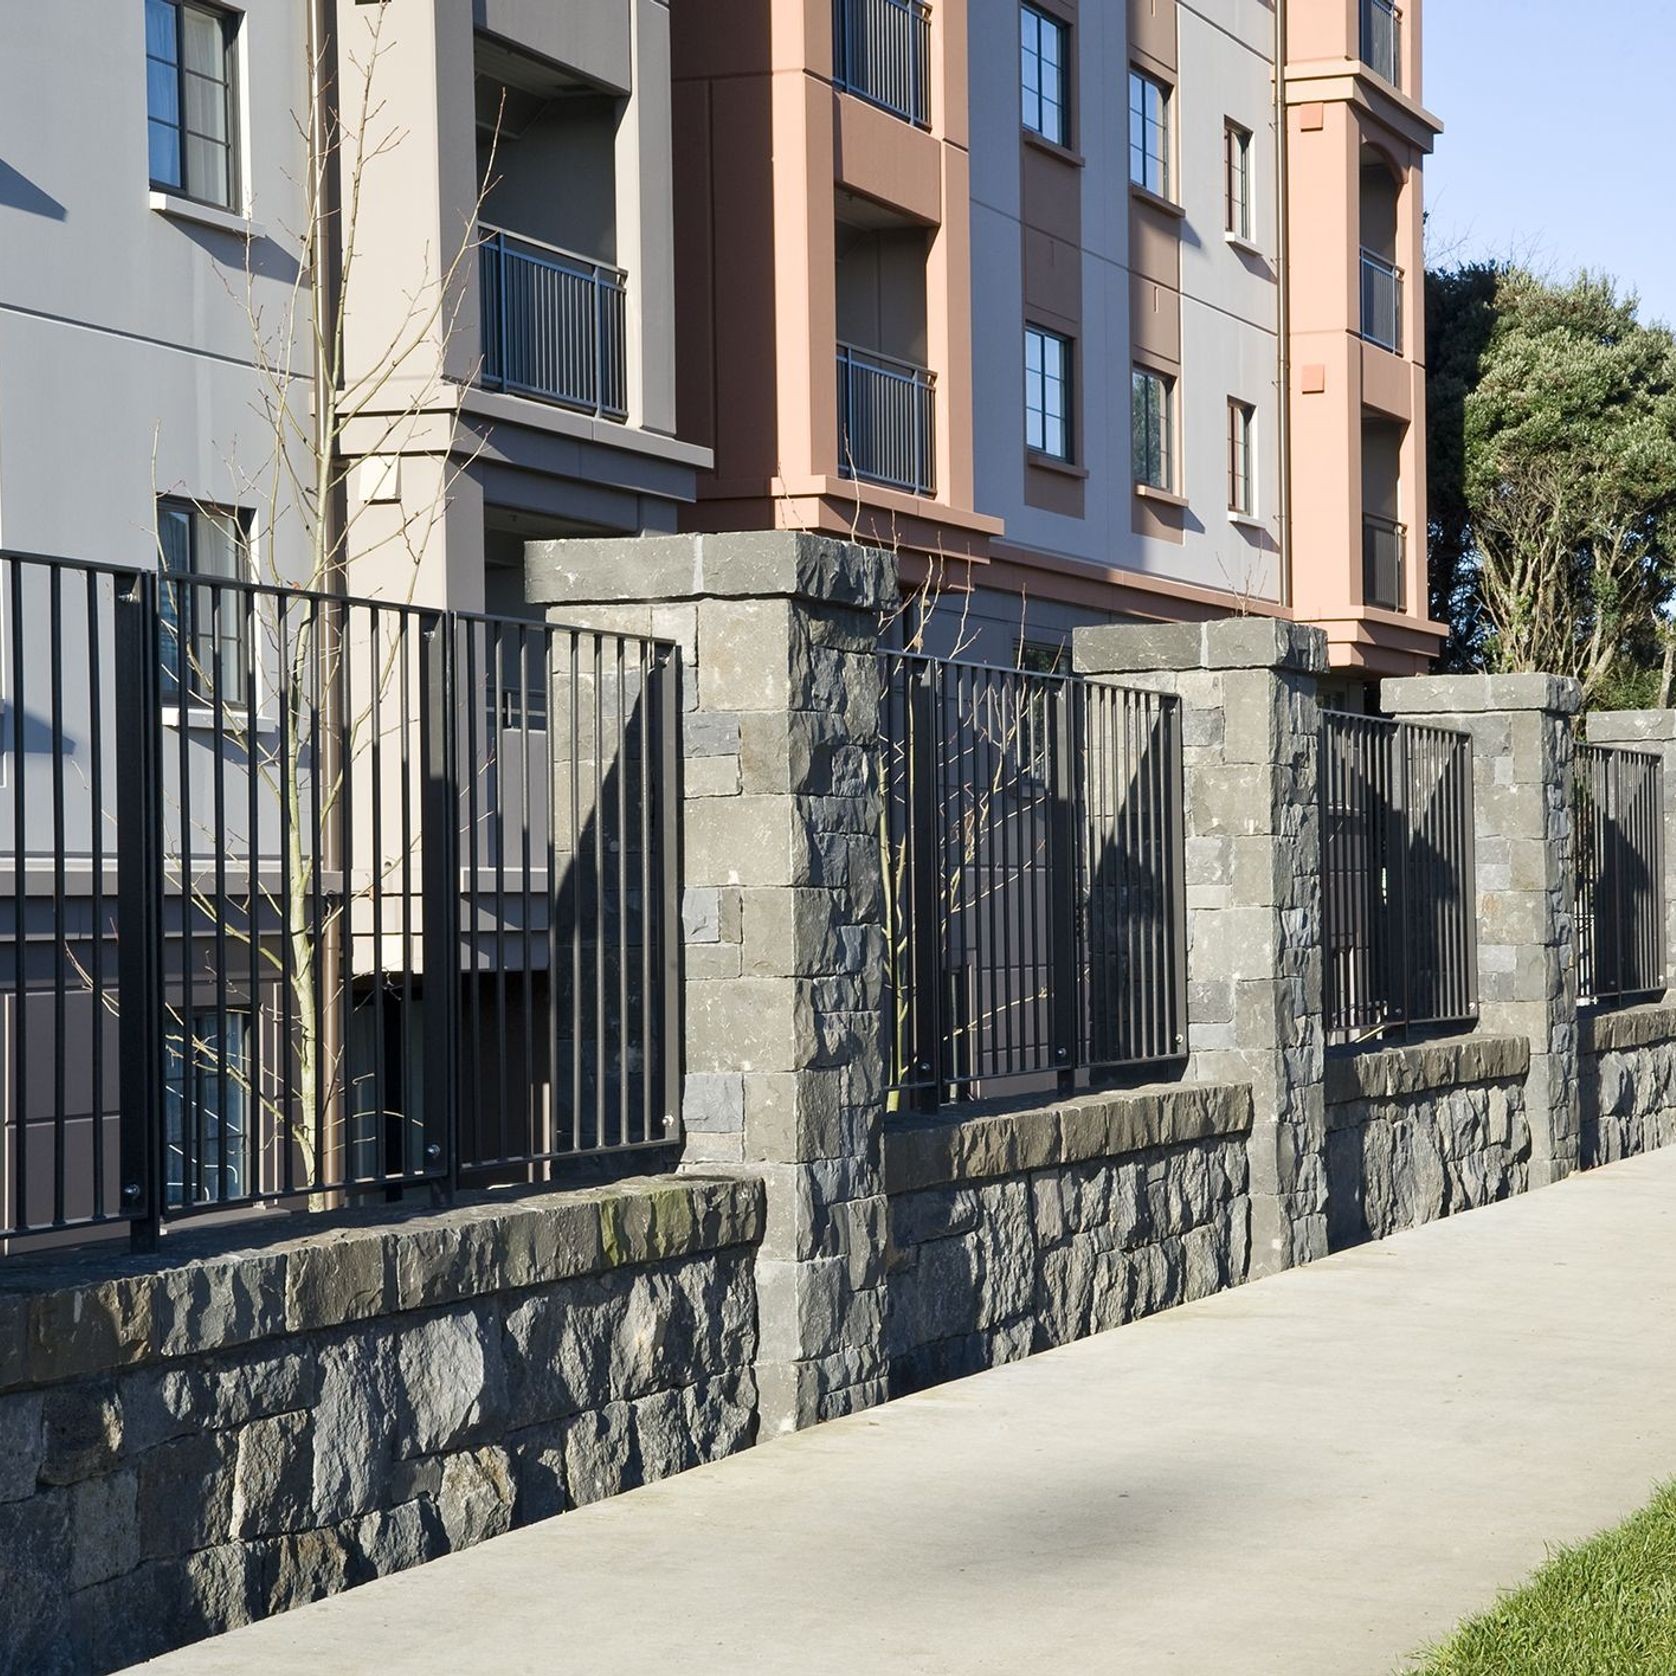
[1132,367,1175,492]
[156,497,252,708]
[1024,326,1073,461]
[1228,399,1256,515]
[1225,122,1253,240]
[146,0,240,209]
[1021,6,1069,147]
[1128,69,1171,199]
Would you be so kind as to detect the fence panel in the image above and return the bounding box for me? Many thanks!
[1575,742,1665,1006]
[1321,711,1477,1045]
[0,553,683,1256]
[879,651,1185,1111]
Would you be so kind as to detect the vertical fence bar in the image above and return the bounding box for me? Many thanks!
[115,571,162,1247]
[419,613,456,1192]
[1047,683,1079,1090]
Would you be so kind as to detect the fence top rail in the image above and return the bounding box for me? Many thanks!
[837,342,938,385]
[1577,739,1664,767]
[0,547,152,583]
[880,646,1179,705]
[478,223,627,284]
[1322,709,1471,747]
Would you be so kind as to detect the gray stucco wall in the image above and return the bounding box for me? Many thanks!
[0,1175,761,1675]
[1580,1003,1676,1168]
[883,1083,1253,1394]
[1324,1036,1531,1251]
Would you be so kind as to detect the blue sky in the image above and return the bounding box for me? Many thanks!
[1424,0,1676,329]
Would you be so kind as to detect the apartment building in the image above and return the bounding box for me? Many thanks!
[669,0,1442,682]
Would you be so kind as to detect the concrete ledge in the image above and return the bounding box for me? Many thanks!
[1381,673,1582,717]
[1581,1001,1676,1056]
[525,531,896,613]
[882,1083,1254,1196]
[1073,618,1327,678]
[0,1174,763,1397]
[1324,1034,1529,1116]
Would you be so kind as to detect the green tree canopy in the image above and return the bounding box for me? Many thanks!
[1426,265,1676,704]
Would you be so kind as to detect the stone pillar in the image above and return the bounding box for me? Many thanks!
[1584,708,1676,991]
[1383,675,1582,1186]
[525,532,894,1435]
[1073,619,1328,1275]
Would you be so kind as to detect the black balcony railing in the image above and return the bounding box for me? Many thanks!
[0,550,682,1254]
[1322,712,1478,1045]
[834,0,932,127]
[1361,0,1402,86]
[1363,512,1406,610]
[1575,743,1666,1007]
[879,651,1187,1112]
[1360,248,1403,353]
[479,225,628,420]
[837,344,937,496]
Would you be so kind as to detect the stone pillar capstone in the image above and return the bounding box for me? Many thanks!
[1073,618,1329,1275]
[1383,674,1582,1186]
[525,531,894,1435]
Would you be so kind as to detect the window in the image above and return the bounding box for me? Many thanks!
[1020,6,1068,147]
[1228,400,1256,516]
[1225,123,1253,241]
[164,1008,251,1205]
[1018,640,1068,675]
[1132,367,1175,492]
[1128,70,1170,199]
[156,498,251,707]
[1024,326,1072,461]
[146,0,239,209]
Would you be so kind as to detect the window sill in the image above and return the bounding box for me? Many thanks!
[149,191,264,241]
[163,706,279,735]
[1227,510,1265,531]
[1026,451,1089,481]
[1021,129,1085,168]
[1134,483,1189,509]
[1129,182,1185,220]
[1224,232,1265,258]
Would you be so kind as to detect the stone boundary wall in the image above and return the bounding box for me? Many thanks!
[1580,1003,1676,1167]
[1324,1036,1531,1251]
[0,1176,762,1675]
[882,1084,1254,1394]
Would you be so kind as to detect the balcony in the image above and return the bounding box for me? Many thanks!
[1361,0,1401,87]
[478,226,628,420]
[837,344,937,496]
[834,0,932,128]
[1363,513,1406,610]
[1359,249,1404,354]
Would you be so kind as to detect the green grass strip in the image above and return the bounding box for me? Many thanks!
[1409,1482,1676,1675]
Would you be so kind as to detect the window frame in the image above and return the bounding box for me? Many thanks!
[146,0,241,211]
[1131,366,1176,494]
[1224,121,1253,242]
[1128,69,1172,200]
[164,1005,252,1205]
[1024,324,1074,464]
[1020,5,1070,149]
[1228,398,1257,517]
[156,495,254,711]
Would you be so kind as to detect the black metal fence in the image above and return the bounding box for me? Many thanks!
[1321,711,1477,1045]
[0,551,681,1254]
[837,345,937,497]
[1574,742,1665,1006]
[879,651,1186,1111]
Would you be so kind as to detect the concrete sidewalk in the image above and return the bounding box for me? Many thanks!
[139,1148,1676,1676]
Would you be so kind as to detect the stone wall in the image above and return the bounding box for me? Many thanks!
[882,1084,1253,1393]
[0,1176,762,1675]
[1324,1036,1531,1251]
[1581,1003,1676,1167]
